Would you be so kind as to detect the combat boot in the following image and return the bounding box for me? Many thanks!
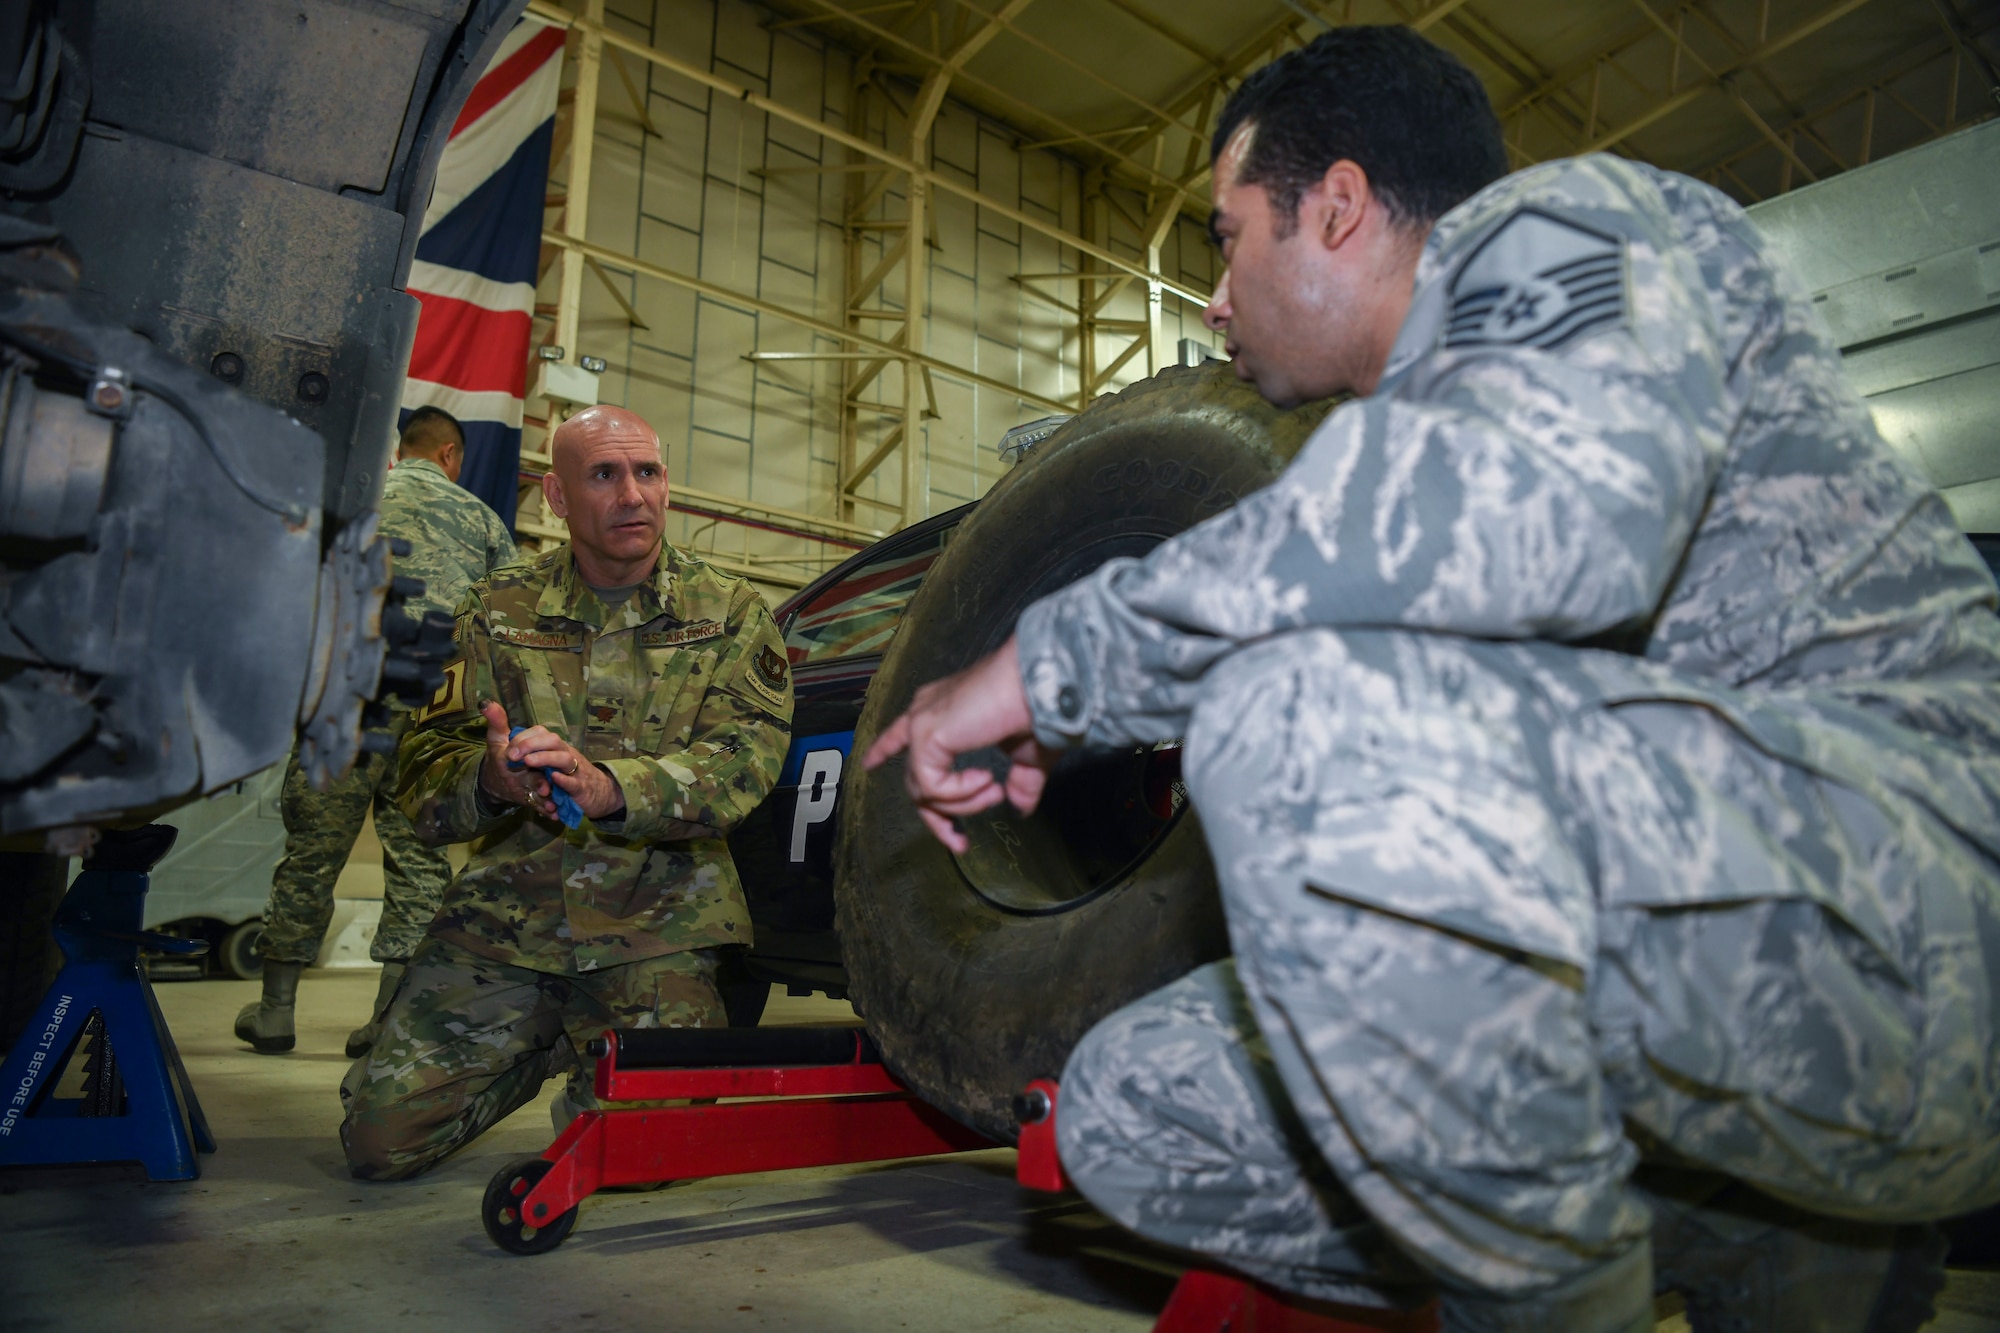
[344,960,406,1058]
[234,959,304,1054]
[1641,1168,1948,1333]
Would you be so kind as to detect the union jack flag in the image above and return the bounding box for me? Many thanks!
[398,18,565,528]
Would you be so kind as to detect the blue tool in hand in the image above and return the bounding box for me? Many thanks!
[508,726,585,828]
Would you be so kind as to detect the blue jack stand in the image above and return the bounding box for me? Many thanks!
[0,825,215,1181]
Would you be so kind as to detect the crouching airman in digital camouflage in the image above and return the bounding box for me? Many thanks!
[870,26,2000,1333]
[236,406,516,1057]
[338,404,793,1181]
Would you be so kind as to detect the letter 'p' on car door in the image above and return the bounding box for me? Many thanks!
[723,507,968,949]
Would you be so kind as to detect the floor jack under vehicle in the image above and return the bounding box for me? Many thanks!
[483,1027,1439,1333]
[0,826,216,1182]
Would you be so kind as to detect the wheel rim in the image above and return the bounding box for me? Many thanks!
[240,926,262,964]
[943,527,1189,917]
[952,744,1186,915]
[484,1157,574,1253]
[518,1169,555,1233]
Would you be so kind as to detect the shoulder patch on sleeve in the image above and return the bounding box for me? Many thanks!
[746,643,790,709]
[413,658,468,724]
[1445,208,1626,352]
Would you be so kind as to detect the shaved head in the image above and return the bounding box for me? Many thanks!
[549,404,660,473]
[542,404,671,587]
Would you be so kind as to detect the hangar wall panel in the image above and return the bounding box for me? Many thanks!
[1750,120,2000,533]
[521,0,1222,593]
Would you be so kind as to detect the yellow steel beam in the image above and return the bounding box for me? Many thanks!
[849,231,911,311]
[606,47,658,136]
[525,0,1210,308]
[936,2,1208,141]
[584,256,650,330]
[767,0,917,31]
[541,232,1074,415]
[1087,327,1149,394]
[789,0,1195,195]
[1093,0,1228,72]
[845,424,904,493]
[1411,0,1476,32]
[552,0,605,366]
[1695,21,1991,183]
[1497,0,1706,125]
[1579,0,1883,154]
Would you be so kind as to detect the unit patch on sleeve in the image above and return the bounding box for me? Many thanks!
[1444,208,1626,352]
[746,644,791,709]
[413,658,468,724]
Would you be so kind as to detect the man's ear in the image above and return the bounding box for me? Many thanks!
[542,469,568,519]
[1309,159,1371,253]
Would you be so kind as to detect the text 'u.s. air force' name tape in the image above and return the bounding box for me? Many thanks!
[640,620,724,648]
[1445,208,1628,352]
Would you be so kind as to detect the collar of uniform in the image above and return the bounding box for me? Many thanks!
[390,456,451,485]
[536,542,680,630]
[1377,168,1523,391]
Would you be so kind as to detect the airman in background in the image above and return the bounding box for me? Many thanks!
[236,406,517,1058]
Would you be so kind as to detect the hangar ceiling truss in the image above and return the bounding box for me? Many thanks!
[519,0,1997,575]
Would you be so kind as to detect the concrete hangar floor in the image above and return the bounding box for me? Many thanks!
[4,971,1999,1332]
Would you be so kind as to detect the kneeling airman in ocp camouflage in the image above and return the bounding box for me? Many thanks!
[338,404,793,1181]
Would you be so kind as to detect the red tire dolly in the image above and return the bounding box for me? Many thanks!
[481,1025,994,1254]
[486,1034,1438,1332]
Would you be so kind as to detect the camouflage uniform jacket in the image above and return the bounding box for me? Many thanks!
[1020,154,2000,880]
[377,457,518,622]
[396,541,794,975]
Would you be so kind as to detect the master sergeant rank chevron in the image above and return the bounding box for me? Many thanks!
[1444,208,1627,352]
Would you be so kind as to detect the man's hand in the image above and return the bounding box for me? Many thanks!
[477,701,626,822]
[862,636,1060,853]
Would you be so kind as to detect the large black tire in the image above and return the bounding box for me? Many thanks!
[837,364,1338,1141]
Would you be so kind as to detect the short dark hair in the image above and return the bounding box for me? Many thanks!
[1211,26,1507,237]
[400,404,464,454]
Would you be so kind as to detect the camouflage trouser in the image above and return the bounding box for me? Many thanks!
[1059,958,1434,1311]
[258,716,451,965]
[338,936,724,1181]
[1059,629,2000,1303]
